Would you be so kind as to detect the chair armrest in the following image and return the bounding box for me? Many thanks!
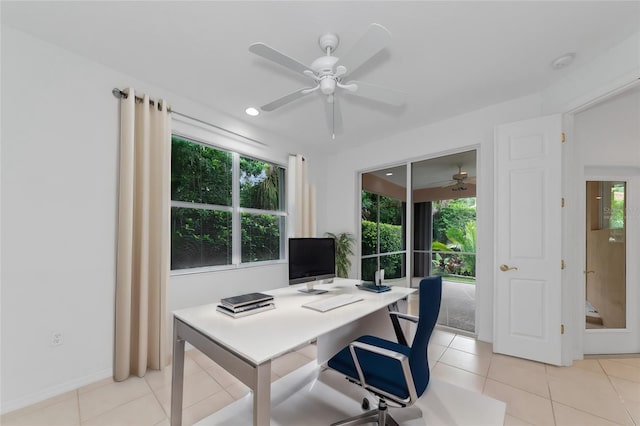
[389,311,419,324]
[348,341,418,405]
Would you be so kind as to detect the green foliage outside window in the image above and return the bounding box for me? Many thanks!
[609,183,625,229]
[241,213,281,263]
[432,199,475,245]
[171,136,232,205]
[240,157,282,211]
[361,220,403,280]
[361,191,402,224]
[431,221,476,277]
[171,208,232,269]
[171,135,285,270]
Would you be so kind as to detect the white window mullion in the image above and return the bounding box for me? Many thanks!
[232,152,241,265]
[171,200,232,213]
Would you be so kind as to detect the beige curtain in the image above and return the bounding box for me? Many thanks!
[114,88,171,381]
[288,154,316,237]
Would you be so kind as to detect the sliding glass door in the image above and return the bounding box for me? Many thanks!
[361,165,407,282]
[360,150,478,333]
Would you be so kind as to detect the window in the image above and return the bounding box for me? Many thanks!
[171,135,286,270]
[361,190,406,281]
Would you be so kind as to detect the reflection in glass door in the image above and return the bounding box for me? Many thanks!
[585,181,626,329]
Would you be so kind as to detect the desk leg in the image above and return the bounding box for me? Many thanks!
[253,360,271,426]
[170,319,185,426]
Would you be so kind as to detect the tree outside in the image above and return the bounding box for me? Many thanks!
[171,136,285,269]
[431,198,476,281]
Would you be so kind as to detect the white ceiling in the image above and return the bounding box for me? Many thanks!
[3,1,639,153]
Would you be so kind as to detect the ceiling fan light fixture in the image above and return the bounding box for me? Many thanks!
[320,77,336,95]
[245,107,260,116]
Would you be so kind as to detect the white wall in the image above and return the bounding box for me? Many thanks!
[575,88,640,168]
[569,87,640,355]
[323,93,543,343]
[0,27,327,413]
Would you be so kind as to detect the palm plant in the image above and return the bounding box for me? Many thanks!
[325,232,355,278]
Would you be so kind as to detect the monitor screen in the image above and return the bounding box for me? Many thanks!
[288,238,336,285]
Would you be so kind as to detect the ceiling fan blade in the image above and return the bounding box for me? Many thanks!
[344,80,406,106]
[325,96,343,138]
[260,87,313,111]
[437,180,456,188]
[336,23,392,78]
[249,42,314,76]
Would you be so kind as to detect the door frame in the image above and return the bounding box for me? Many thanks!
[562,79,640,360]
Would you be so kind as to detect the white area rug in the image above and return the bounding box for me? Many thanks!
[196,362,506,425]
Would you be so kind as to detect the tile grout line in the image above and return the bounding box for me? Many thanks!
[75,390,81,426]
[148,378,171,421]
[80,392,156,425]
[598,359,638,425]
[554,400,635,426]
[545,364,557,426]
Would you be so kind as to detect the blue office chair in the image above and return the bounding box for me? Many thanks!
[327,276,442,425]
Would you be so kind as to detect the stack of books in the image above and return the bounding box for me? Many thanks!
[216,292,275,318]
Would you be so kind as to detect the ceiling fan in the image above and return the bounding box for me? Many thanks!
[440,166,476,191]
[248,23,406,139]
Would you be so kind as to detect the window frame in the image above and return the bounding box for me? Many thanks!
[170,131,287,275]
[360,190,407,281]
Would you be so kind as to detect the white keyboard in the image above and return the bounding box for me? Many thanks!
[302,294,364,312]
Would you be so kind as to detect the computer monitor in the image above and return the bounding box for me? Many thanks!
[288,237,336,294]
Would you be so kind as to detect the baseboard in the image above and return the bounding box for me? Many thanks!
[1,367,113,415]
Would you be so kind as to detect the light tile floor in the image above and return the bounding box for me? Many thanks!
[2,331,639,426]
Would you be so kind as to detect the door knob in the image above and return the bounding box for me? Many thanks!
[584,270,596,275]
[499,264,518,272]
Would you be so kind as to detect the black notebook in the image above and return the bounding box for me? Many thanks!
[357,282,391,293]
[220,292,273,309]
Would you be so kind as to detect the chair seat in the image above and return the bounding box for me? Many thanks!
[328,335,412,400]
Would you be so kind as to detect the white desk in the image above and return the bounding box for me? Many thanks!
[170,279,415,426]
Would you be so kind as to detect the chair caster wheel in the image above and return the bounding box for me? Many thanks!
[362,397,370,410]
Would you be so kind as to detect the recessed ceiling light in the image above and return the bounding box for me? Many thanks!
[551,53,576,70]
[245,107,260,116]
[386,172,393,176]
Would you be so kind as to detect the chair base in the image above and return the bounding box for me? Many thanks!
[331,400,400,426]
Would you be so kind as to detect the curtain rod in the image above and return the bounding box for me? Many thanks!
[111,88,267,147]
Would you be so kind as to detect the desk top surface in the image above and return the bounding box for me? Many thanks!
[173,279,415,365]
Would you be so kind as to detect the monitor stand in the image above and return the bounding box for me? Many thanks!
[298,281,328,295]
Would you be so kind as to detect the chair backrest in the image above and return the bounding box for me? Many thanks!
[409,276,442,397]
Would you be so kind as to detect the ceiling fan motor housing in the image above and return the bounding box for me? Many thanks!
[311,55,339,75]
[453,171,468,181]
[318,33,339,53]
[311,55,340,95]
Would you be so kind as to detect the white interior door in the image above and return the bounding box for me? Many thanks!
[494,114,563,366]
